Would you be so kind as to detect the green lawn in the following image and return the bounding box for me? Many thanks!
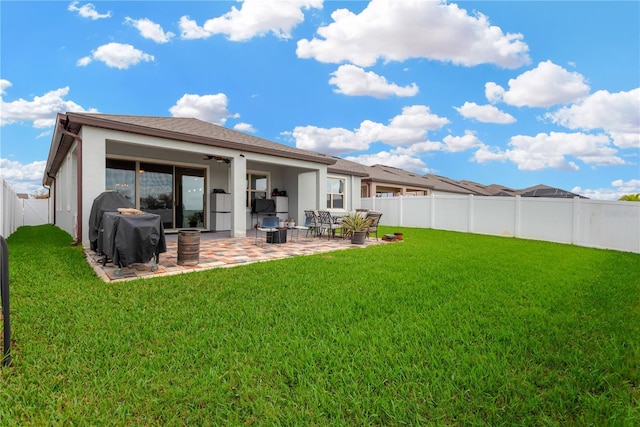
[1,225,639,425]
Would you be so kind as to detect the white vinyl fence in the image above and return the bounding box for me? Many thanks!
[1,178,50,238]
[362,194,640,254]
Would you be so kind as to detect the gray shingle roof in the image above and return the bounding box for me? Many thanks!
[517,184,585,198]
[66,113,336,165]
[364,165,434,189]
[327,157,370,177]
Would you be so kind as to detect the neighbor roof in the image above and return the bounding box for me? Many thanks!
[327,157,370,177]
[517,184,586,198]
[421,174,476,195]
[363,164,434,190]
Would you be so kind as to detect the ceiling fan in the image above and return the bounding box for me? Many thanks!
[203,155,230,164]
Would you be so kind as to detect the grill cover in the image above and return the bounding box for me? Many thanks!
[101,212,167,267]
[89,191,135,251]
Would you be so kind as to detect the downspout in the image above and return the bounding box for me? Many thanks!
[59,125,83,247]
[45,173,56,225]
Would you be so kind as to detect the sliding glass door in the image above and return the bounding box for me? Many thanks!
[139,162,174,230]
[106,160,206,230]
[176,167,205,229]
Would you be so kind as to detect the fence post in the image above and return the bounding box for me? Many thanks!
[0,235,11,366]
[572,196,580,245]
[429,193,436,229]
[468,194,474,233]
[514,195,522,238]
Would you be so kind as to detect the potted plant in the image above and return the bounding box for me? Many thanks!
[187,213,198,228]
[341,212,372,244]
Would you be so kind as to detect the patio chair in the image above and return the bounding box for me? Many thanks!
[365,211,383,241]
[294,210,318,241]
[317,210,342,240]
[255,215,283,245]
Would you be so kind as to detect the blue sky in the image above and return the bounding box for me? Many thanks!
[1,0,638,199]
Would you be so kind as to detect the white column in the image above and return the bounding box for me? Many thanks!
[317,168,327,210]
[230,154,247,238]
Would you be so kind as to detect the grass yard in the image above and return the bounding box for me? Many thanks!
[1,224,639,425]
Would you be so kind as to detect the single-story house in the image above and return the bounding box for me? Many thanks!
[360,164,434,197]
[517,184,586,198]
[43,112,365,246]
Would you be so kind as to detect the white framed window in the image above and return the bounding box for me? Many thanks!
[326,177,345,209]
[246,170,270,209]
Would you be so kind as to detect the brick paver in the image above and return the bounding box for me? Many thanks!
[85,231,389,282]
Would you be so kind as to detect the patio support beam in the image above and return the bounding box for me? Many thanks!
[230,154,247,238]
[316,168,327,211]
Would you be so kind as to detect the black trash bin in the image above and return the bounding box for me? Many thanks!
[266,229,287,244]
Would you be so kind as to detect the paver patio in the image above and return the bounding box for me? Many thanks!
[85,229,392,282]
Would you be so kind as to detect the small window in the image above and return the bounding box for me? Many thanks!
[326,177,345,209]
[246,171,270,209]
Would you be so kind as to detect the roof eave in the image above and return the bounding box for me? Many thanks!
[361,176,434,190]
[64,113,336,166]
[43,113,73,186]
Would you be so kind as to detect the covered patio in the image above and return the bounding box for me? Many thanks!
[86,229,391,282]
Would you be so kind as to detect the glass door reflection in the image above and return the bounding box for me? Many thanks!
[176,167,205,229]
[139,162,174,230]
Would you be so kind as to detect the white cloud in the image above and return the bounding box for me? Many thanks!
[297,0,530,68]
[76,56,92,67]
[473,131,626,171]
[454,102,515,124]
[125,17,175,43]
[490,60,590,108]
[68,1,111,20]
[612,178,640,193]
[485,82,505,104]
[547,88,640,149]
[1,85,97,128]
[292,105,449,155]
[292,125,368,154]
[179,16,211,40]
[179,0,322,42]
[77,42,154,69]
[573,179,640,201]
[329,64,418,98]
[0,159,47,194]
[169,93,238,125]
[442,131,483,152]
[393,141,443,155]
[0,79,11,95]
[233,122,256,133]
[345,152,431,174]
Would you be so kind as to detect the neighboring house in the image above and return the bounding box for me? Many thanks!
[356,164,583,199]
[360,164,434,197]
[42,113,363,246]
[421,174,477,196]
[516,184,586,198]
